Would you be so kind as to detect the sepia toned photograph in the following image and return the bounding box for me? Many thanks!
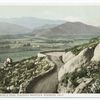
[0,3,100,95]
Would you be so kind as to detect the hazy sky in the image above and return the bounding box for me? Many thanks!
[0,6,100,26]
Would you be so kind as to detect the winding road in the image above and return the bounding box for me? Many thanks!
[26,52,64,93]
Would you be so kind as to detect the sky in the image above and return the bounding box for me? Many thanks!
[0,6,100,26]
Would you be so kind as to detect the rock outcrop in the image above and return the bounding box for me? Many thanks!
[62,51,75,63]
[91,43,100,62]
[58,43,100,93]
[58,47,94,82]
[73,78,93,93]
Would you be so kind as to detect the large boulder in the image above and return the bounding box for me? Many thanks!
[58,47,94,82]
[62,51,75,63]
[3,57,13,67]
[91,43,100,62]
[37,53,46,58]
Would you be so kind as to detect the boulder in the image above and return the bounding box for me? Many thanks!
[74,78,93,93]
[90,79,100,93]
[58,78,74,93]
[3,58,13,67]
[91,43,100,62]
[38,53,46,58]
[58,47,94,82]
[6,58,12,64]
[62,51,75,63]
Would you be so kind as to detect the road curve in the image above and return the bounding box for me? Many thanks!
[26,52,64,93]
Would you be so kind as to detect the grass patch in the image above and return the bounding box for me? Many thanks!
[65,37,100,55]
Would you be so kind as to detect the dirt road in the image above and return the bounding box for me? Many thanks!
[26,52,64,93]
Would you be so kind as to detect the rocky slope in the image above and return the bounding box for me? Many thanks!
[58,37,100,93]
[0,56,55,93]
[0,37,100,93]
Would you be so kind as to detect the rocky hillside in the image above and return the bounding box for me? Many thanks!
[0,56,55,93]
[58,37,100,93]
[0,37,100,93]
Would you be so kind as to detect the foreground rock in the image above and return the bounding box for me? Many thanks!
[58,47,94,82]
[73,78,93,93]
[91,43,100,62]
[62,51,75,63]
[58,43,100,93]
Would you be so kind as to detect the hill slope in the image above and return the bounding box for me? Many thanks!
[0,22,31,35]
[0,17,65,29]
[32,22,100,37]
[0,37,100,93]
[58,37,100,93]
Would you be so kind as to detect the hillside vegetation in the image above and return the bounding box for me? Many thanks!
[0,56,55,93]
[65,37,100,55]
[58,36,100,93]
[0,36,100,93]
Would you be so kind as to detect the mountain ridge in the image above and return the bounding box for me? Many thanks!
[0,22,31,35]
[0,17,65,29]
[32,21,100,37]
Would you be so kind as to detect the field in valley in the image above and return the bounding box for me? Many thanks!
[0,33,97,65]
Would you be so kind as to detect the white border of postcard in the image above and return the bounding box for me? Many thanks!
[0,0,100,98]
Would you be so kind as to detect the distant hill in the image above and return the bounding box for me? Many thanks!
[0,18,100,36]
[0,17,65,29]
[34,24,58,30]
[32,22,100,37]
[0,22,31,35]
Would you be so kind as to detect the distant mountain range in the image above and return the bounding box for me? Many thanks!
[0,17,65,29]
[0,17,100,36]
[32,21,100,37]
[0,22,31,35]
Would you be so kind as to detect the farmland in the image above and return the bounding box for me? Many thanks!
[0,33,95,65]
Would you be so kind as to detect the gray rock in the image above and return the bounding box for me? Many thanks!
[91,43,100,62]
[62,51,75,63]
[74,78,93,93]
[58,47,94,82]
